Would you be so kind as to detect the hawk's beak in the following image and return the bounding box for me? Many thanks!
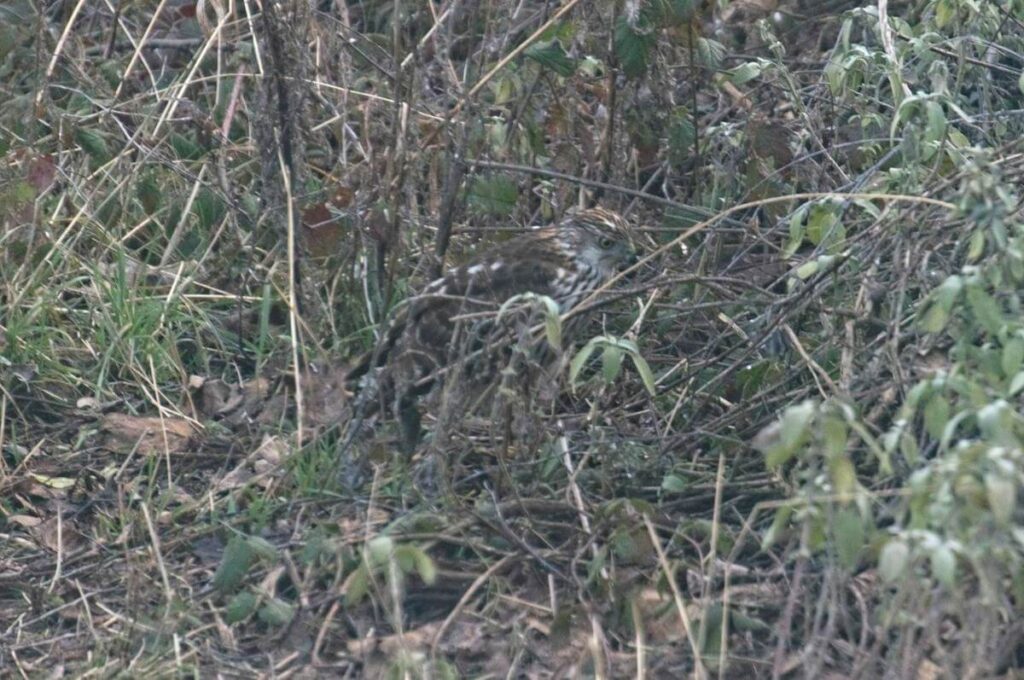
[618,250,640,279]
[624,248,640,269]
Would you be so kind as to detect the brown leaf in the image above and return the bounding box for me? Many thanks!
[328,184,354,209]
[916,659,942,680]
[196,378,236,416]
[195,376,271,424]
[364,207,393,247]
[301,367,352,428]
[747,115,794,169]
[302,202,347,258]
[99,413,196,455]
[721,0,780,24]
[347,622,441,656]
[7,514,43,528]
[26,154,57,193]
[32,515,87,553]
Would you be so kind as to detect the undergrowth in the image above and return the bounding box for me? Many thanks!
[2,0,1024,677]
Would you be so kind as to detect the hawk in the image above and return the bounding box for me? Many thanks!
[347,207,637,451]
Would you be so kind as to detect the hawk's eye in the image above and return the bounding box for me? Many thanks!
[599,237,615,250]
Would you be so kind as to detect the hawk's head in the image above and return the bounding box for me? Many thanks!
[554,207,637,280]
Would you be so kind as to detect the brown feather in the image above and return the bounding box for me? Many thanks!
[346,207,636,450]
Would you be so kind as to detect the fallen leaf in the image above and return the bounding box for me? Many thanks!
[100,413,196,455]
[28,473,76,490]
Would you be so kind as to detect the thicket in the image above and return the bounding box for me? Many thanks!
[2,0,1024,676]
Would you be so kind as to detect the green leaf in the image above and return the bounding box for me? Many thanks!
[614,18,656,78]
[939,410,971,452]
[212,535,256,594]
[899,429,919,466]
[1009,371,1024,396]
[737,360,771,397]
[851,198,881,219]
[1003,338,1024,377]
[649,0,698,24]
[602,344,624,383]
[695,37,725,69]
[824,221,846,252]
[729,610,771,633]
[414,548,438,585]
[5,181,34,208]
[923,100,946,144]
[824,58,845,95]
[661,474,687,493]
[829,455,858,498]
[300,532,331,565]
[762,505,792,548]
[923,395,950,439]
[668,107,695,165]
[467,175,518,216]
[136,173,162,215]
[610,527,639,561]
[919,303,948,333]
[795,260,819,280]
[169,132,203,160]
[629,352,658,396]
[617,337,641,354]
[833,508,864,569]
[0,24,18,61]
[699,603,726,659]
[784,206,807,258]
[486,119,507,150]
[570,335,654,394]
[344,564,370,606]
[241,192,260,221]
[194,189,227,230]
[934,274,963,309]
[393,544,417,573]
[822,416,848,458]
[805,203,844,250]
[793,254,836,285]
[257,597,296,627]
[920,275,961,332]
[935,0,954,28]
[569,336,603,388]
[96,193,123,228]
[967,229,986,262]
[985,472,1016,524]
[544,312,562,349]
[966,285,1004,335]
[75,128,110,163]
[730,61,764,85]
[367,535,394,564]
[247,536,279,561]
[492,76,516,105]
[976,400,1012,441]
[761,400,816,469]
[99,59,122,89]
[225,590,258,624]
[524,40,576,77]
[878,538,910,582]
[929,544,956,587]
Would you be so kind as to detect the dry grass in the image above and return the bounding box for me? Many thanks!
[2,0,1024,677]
